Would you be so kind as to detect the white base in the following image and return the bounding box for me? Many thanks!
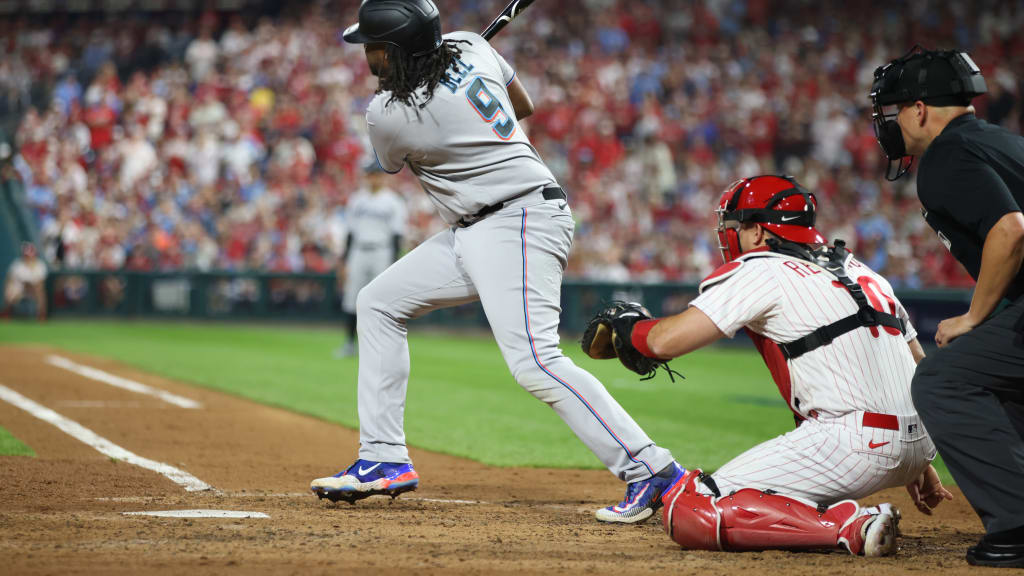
[123,510,270,519]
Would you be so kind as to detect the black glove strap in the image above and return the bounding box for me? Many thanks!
[698,472,722,498]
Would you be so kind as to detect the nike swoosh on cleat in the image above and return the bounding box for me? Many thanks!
[868,441,890,449]
[612,484,649,513]
[358,463,382,475]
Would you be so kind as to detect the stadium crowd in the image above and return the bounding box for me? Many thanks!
[3,0,1023,287]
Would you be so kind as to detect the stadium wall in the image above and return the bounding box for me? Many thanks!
[43,270,971,343]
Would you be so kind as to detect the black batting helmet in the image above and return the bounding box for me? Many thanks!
[343,0,443,57]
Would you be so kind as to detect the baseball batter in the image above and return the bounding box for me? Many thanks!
[336,165,406,357]
[583,175,952,555]
[312,0,681,522]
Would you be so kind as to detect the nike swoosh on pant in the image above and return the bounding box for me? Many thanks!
[867,441,890,449]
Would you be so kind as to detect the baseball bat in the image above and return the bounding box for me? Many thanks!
[481,0,537,40]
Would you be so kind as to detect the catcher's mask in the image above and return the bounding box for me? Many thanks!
[715,175,825,263]
[870,45,987,181]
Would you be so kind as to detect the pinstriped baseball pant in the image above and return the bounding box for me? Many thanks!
[703,412,936,505]
[353,196,674,482]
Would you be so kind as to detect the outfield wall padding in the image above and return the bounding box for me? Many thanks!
[42,269,971,345]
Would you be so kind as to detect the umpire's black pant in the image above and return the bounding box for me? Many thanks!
[912,297,1024,534]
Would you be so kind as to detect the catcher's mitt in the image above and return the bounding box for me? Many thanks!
[581,301,682,381]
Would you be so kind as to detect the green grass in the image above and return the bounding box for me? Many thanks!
[0,319,948,482]
[0,425,34,457]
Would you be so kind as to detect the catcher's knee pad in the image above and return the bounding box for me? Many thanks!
[663,470,861,551]
[662,469,722,550]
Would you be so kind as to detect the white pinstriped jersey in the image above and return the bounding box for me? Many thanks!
[689,248,919,421]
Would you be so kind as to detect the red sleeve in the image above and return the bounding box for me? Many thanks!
[631,318,663,359]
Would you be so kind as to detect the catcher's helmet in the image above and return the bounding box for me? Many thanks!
[343,0,442,57]
[715,175,825,263]
[869,46,987,180]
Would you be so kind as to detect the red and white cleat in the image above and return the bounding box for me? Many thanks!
[839,507,899,557]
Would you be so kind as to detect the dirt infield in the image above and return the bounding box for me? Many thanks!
[0,346,989,575]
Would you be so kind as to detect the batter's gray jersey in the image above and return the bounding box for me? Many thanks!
[349,30,674,486]
[367,31,558,225]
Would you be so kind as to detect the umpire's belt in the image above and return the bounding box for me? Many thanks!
[456,187,566,228]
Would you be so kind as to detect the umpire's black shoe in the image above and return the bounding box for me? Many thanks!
[966,530,1024,568]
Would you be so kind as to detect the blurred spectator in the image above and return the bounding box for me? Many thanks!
[1,0,1022,288]
[2,242,47,321]
[185,26,219,83]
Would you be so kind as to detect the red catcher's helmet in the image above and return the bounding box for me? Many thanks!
[715,175,826,263]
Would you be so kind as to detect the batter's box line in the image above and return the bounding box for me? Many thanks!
[45,355,202,409]
[120,492,601,514]
[0,383,212,492]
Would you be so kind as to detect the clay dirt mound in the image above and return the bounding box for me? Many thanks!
[0,346,985,575]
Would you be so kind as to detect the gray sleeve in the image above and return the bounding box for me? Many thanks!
[366,103,405,174]
[489,44,516,86]
[450,31,515,85]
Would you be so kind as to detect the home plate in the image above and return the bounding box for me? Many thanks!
[123,510,270,519]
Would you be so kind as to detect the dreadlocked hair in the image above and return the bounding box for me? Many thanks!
[379,39,469,109]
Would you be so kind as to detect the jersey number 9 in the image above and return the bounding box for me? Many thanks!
[466,77,516,141]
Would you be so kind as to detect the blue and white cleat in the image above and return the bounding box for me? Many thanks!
[311,459,419,504]
[595,463,687,524]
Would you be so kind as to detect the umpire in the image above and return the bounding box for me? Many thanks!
[870,47,1024,568]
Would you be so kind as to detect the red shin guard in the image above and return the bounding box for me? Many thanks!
[662,469,860,551]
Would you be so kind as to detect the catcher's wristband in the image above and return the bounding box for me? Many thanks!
[631,318,664,359]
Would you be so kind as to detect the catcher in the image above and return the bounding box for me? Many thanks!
[583,175,952,556]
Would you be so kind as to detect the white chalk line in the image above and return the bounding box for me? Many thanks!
[55,400,145,409]
[221,492,317,499]
[94,492,589,514]
[123,510,269,519]
[405,497,584,512]
[408,497,485,505]
[0,383,212,492]
[218,492,579,511]
[215,492,485,505]
[45,355,201,409]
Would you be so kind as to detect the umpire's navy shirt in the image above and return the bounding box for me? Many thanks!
[917,113,1024,300]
